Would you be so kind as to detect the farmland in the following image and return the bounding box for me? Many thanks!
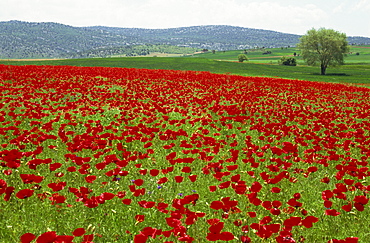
[1,46,370,84]
[0,63,369,242]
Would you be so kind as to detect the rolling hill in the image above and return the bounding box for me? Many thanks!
[1,20,370,59]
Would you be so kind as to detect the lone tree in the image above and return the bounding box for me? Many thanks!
[298,28,349,75]
[238,54,248,62]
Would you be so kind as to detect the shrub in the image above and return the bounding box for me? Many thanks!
[279,56,297,66]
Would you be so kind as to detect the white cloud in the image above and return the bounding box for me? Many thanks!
[333,3,346,14]
[98,0,328,35]
[352,0,370,11]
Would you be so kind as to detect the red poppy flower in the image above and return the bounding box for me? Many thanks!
[139,169,147,175]
[47,182,66,192]
[134,233,147,243]
[20,233,36,243]
[16,189,34,199]
[101,192,115,201]
[36,231,57,243]
[240,235,251,243]
[250,181,262,193]
[218,181,231,189]
[287,198,302,208]
[67,166,76,172]
[134,179,144,186]
[4,186,14,201]
[49,193,66,205]
[322,190,334,200]
[325,209,340,216]
[182,166,192,173]
[3,169,12,175]
[227,165,238,171]
[247,212,257,218]
[138,200,155,208]
[271,187,281,193]
[117,191,126,198]
[174,176,184,183]
[122,199,132,205]
[301,216,319,228]
[73,228,86,237]
[84,175,97,183]
[20,174,44,184]
[209,221,224,233]
[284,216,301,227]
[150,169,159,177]
[0,179,7,195]
[270,208,281,215]
[189,175,197,182]
[209,186,217,192]
[321,177,330,184]
[49,163,62,171]
[55,235,74,243]
[342,203,352,212]
[324,200,333,209]
[166,152,176,160]
[83,234,94,242]
[260,216,272,225]
[135,214,145,223]
[157,177,168,184]
[84,198,99,208]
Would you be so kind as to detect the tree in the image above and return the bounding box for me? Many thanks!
[238,54,248,62]
[298,28,349,75]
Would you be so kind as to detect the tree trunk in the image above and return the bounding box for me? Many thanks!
[321,64,327,75]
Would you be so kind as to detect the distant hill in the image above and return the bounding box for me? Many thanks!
[1,20,370,59]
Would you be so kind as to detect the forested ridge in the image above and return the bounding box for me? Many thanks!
[1,20,369,59]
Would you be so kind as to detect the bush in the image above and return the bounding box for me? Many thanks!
[279,56,297,66]
[238,54,248,62]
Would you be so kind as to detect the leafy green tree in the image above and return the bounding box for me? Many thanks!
[298,28,349,75]
[238,54,248,62]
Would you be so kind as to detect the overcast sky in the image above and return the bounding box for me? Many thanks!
[1,0,369,37]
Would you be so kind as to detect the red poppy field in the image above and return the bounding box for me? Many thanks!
[0,64,369,243]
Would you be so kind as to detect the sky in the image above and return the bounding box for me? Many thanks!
[1,0,369,37]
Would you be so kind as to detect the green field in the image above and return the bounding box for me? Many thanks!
[1,46,369,84]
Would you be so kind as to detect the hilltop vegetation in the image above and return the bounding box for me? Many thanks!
[1,20,370,59]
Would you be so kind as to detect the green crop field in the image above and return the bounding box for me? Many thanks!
[189,46,370,65]
[1,47,369,85]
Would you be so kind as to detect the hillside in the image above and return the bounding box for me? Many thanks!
[1,20,370,59]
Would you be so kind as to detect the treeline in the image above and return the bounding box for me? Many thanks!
[87,25,302,50]
[64,44,199,58]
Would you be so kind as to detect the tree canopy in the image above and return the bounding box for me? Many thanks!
[298,28,349,75]
[237,54,248,62]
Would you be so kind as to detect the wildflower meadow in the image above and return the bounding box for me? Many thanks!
[0,64,369,243]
